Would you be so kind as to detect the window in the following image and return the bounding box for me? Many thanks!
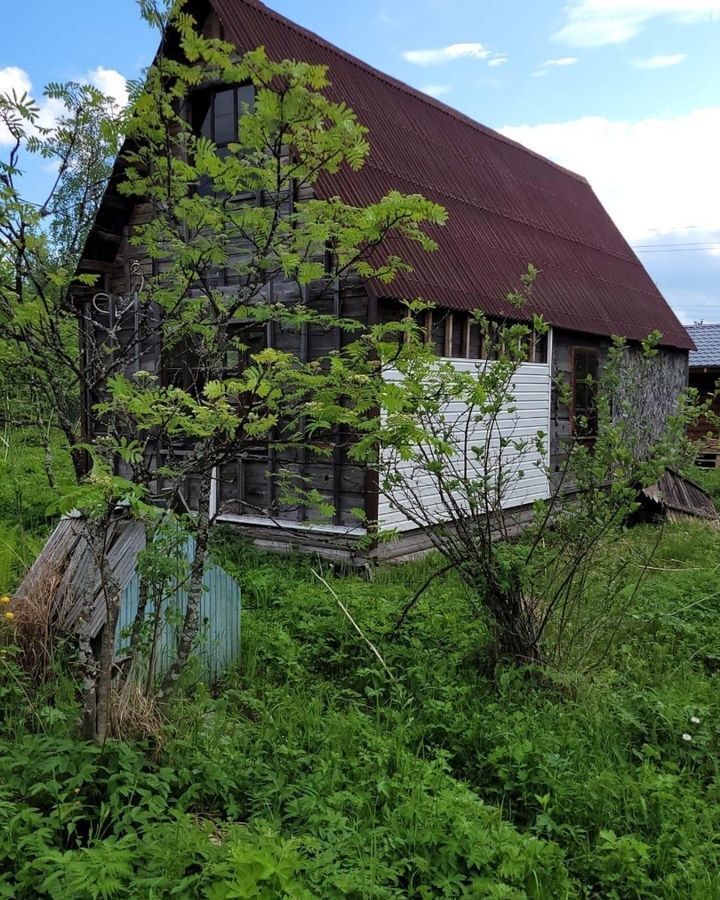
[192,84,255,199]
[572,348,599,439]
[530,331,548,364]
[450,314,465,358]
[162,338,204,394]
[193,84,255,150]
[428,311,448,356]
[468,320,483,359]
[389,305,549,363]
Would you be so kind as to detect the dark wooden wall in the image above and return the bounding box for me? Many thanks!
[688,367,720,444]
[551,328,689,473]
[78,173,373,530]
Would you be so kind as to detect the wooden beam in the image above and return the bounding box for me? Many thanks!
[332,277,343,526]
[76,259,115,273]
[364,293,380,540]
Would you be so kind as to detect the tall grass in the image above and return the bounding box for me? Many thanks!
[2,453,720,895]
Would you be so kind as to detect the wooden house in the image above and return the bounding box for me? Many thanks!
[76,0,693,560]
[686,323,720,467]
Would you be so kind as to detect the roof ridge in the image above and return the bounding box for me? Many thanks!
[222,0,590,186]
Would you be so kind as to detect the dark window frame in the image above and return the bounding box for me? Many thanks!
[192,82,255,150]
[408,306,549,363]
[571,346,599,440]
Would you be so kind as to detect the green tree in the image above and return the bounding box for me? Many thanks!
[3,0,444,739]
[100,2,445,699]
[0,81,125,481]
[307,289,710,668]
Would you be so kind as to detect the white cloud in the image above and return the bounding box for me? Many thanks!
[488,54,508,67]
[545,56,580,66]
[0,66,31,99]
[0,65,128,146]
[403,42,492,65]
[633,52,687,68]
[500,107,720,241]
[0,66,32,144]
[533,57,579,77]
[421,84,452,98]
[555,0,720,47]
[86,66,129,110]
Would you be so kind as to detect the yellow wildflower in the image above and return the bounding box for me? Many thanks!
[0,596,10,605]
[3,611,14,621]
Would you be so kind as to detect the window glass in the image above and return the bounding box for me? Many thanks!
[468,322,483,359]
[451,313,465,358]
[532,332,548,364]
[193,84,254,147]
[213,88,236,144]
[163,339,204,394]
[226,323,267,373]
[237,84,255,116]
[483,322,501,360]
[430,313,447,356]
[573,348,599,438]
[196,93,213,139]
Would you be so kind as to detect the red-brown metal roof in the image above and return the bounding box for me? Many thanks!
[216,0,691,350]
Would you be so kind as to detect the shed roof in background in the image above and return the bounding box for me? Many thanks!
[687,323,720,368]
[212,0,692,350]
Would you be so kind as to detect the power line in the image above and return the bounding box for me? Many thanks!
[633,241,720,249]
[635,246,720,254]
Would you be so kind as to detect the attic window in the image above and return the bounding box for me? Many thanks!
[192,84,255,197]
[192,83,255,150]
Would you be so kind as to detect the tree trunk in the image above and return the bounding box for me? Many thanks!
[129,575,149,656]
[84,520,122,743]
[77,608,98,742]
[487,584,544,666]
[161,468,213,695]
[95,592,121,743]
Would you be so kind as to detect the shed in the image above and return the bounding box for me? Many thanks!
[640,469,717,523]
[13,515,241,680]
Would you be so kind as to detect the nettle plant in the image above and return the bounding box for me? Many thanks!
[318,284,708,670]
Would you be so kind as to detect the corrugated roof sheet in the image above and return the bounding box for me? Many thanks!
[641,468,717,521]
[213,0,692,350]
[687,323,720,367]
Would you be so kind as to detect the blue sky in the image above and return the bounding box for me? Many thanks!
[2,0,719,323]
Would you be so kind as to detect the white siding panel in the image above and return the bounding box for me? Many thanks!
[378,359,552,532]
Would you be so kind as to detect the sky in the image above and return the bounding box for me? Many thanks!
[2,0,719,325]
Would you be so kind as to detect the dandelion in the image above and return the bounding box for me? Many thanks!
[691,716,701,726]
[3,611,14,621]
[682,733,693,743]
[0,596,10,605]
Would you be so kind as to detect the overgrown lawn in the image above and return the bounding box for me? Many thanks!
[2,466,720,896]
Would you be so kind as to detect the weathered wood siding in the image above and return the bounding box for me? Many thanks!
[688,367,720,445]
[378,359,552,533]
[80,177,371,529]
[550,328,689,473]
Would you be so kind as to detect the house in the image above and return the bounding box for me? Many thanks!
[686,323,720,467]
[76,0,693,560]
